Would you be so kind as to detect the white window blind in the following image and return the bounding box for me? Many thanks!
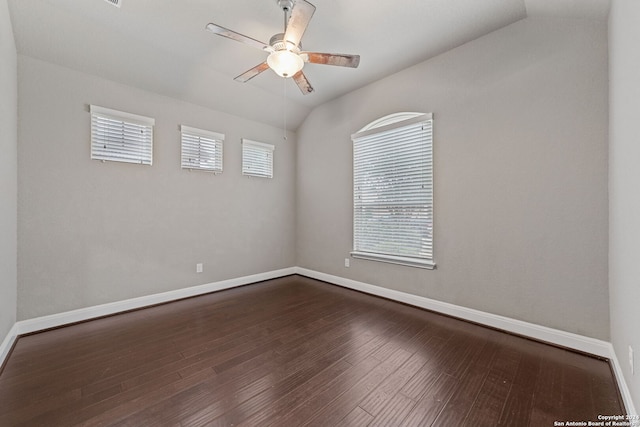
[351,113,434,269]
[90,105,154,165]
[180,125,224,172]
[242,139,274,178]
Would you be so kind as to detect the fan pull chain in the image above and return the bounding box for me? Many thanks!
[283,77,288,140]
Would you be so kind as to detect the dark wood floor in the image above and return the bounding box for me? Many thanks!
[0,275,624,426]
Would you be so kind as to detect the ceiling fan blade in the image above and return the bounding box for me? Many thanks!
[292,70,314,95]
[206,23,270,51]
[234,62,271,83]
[302,52,360,68]
[284,0,316,48]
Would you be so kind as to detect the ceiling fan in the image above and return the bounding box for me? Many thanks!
[205,0,360,95]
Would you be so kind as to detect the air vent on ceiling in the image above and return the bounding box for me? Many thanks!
[103,0,121,7]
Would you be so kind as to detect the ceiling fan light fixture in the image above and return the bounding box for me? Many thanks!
[206,0,358,94]
[267,50,304,78]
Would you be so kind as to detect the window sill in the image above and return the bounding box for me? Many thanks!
[350,251,436,270]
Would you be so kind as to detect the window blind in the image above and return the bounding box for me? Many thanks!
[242,139,274,178]
[180,125,224,172]
[90,105,154,165]
[351,113,434,269]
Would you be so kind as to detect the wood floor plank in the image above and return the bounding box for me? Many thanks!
[336,406,374,427]
[498,389,534,427]
[0,275,625,426]
[432,336,502,426]
[530,354,567,426]
[398,337,451,400]
[497,348,540,426]
[304,348,414,426]
[400,372,458,426]
[189,320,387,426]
[237,360,354,427]
[462,345,522,427]
[266,355,384,426]
[358,350,429,416]
[368,392,417,427]
[590,366,627,416]
[462,370,512,427]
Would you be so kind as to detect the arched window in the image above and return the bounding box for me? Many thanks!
[351,112,435,269]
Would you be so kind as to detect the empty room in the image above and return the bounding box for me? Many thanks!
[0,0,638,425]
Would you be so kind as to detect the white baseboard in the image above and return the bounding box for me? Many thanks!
[0,323,19,370]
[608,343,638,415]
[0,267,295,369]
[295,267,637,414]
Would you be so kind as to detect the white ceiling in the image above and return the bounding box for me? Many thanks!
[7,0,610,130]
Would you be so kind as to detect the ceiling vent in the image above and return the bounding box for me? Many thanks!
[103,0,121,7]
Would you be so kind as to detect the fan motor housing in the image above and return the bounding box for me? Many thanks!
[269,33,300,52]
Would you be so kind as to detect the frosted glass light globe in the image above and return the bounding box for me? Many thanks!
[267,50,304,78]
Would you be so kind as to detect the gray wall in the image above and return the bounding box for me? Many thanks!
[0,0,17,342]
[296,17,610,340]
[609,0,640,410]
[9,8,615,349]
[17,56,296,320]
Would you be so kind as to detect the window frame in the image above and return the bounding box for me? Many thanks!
[90,105,154,165]
[180,125,224,173]
[350,112,435,269]
[242,139,275,179]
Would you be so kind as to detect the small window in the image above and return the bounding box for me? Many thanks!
[351,112,434,269]
[90,105,154,165]
[242,139,274,178]
[180,125,224,173]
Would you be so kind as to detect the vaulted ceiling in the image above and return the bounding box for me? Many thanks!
[8,0,610,130]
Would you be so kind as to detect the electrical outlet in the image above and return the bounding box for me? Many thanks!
[630,346,635,375]
[196,263,203,273]
[344,258,350,268]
